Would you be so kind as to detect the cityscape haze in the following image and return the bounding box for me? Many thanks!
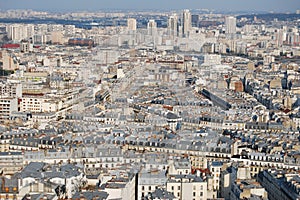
[0,0,299,12]
[0,1,300,200]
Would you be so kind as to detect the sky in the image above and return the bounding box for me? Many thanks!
[0,0,299,12]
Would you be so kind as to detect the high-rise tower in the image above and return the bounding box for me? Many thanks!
[168,14,178,37]
[127,18,137,31]
[225,16,237,34]
[147,20,157,36]
[182,9,191,37]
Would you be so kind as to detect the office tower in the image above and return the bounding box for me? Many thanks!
[147,20,157,36]
[127,18,137,31]
[182,9,192,37]
[167,14,178,37]
[225,16,237,34]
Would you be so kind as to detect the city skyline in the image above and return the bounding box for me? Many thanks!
[0,0,299,12]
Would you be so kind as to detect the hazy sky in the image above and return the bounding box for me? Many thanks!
[0,0,299,12]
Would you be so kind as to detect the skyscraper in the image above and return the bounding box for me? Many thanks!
[147,20,157,36]
[127,18,137,31]
[225,16,237,34]
[182,9,192,37]
[168,14,178,37]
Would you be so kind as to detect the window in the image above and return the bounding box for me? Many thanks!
[193,192,196,197]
